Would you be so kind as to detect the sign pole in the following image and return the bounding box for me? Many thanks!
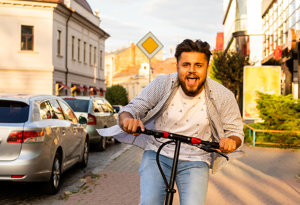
[149,57,151,83]
[136,31,163,84]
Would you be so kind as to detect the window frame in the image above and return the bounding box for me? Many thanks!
[21,25,34,51]
[57,30,62,56]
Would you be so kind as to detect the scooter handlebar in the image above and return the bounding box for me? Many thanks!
[136,127,219,149]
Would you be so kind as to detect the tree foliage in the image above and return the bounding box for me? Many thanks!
[255,91,300,131]
[243,92,300,146]
[105,85,128,106]
[210,51,251,112]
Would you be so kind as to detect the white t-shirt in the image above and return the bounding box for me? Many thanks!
[146,86,212,164]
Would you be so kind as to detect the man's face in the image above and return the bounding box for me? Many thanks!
[177,52,208,97]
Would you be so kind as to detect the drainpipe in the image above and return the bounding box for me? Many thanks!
[65,11,72,95]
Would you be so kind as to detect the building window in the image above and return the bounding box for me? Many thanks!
[78,39,81,62]
[84,42,87,63]
[99,50,103,70]
[57,30,62,55]
[21,25,33,51]
[94,47,97,65]
[89,44,92,65]
[72,36,75,60]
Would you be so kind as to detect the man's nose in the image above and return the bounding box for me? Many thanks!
[188,64,196,72]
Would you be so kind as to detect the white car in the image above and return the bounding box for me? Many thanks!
[62,96,117,151]
[0,94,89,194]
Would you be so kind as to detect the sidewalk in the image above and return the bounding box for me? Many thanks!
[64,145,300,205]
[64,146,180,205]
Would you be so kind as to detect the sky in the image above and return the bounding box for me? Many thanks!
[87,0,225,58]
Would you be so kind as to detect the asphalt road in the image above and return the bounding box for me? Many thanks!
[0,141,131,205]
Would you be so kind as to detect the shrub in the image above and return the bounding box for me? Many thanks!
[255,91,300,131]
[105,85,128,106]
[244,92,300,146]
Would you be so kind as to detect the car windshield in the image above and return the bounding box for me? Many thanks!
[63,99,89,112]
[0,100,29,123]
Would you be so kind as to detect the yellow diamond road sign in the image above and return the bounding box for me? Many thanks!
[137,32,163,59]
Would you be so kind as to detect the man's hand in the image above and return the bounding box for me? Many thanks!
[119,112,145,136]
[219,136,241,153]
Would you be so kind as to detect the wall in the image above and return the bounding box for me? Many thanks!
[0,2,54,94]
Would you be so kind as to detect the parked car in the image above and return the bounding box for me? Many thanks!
[62,96,117,151]
[112,105,123,113]
[0,94,89,194]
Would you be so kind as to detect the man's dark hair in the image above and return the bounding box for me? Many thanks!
[175,39,212,63]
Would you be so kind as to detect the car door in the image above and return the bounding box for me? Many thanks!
[58,99,82,160]
[48,99,73,165]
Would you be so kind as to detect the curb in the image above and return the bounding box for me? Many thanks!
[63,144,133,196]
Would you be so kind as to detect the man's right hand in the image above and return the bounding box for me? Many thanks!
[119,112,145,136]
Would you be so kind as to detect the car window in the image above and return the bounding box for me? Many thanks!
[0,100,29,123]
[63,99,89,113]
[93,100,104,112]
[40,101,52,120]
[59,100,78,123]
[48,99,64,120]
[96,99,110,112]
[104,100,114,113]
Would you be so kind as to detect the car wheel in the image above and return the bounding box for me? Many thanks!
[45,151,62,194]
[79,139,89,168]
[97,136,106,151]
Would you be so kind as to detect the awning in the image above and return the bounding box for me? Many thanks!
[89,87,99,92]
[76,85,85,91]
[58,83,69,89]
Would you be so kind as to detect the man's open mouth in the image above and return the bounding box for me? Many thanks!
[186,76,199,86]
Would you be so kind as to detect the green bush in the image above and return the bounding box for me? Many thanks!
[105,85,128,106]
[256,91,300,130]
[244,92,300,146]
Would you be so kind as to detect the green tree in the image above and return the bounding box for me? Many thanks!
[255,91,300,131]
[210,51,251,112]
[105,85,128,106]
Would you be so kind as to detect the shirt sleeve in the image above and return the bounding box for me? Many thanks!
[117,75,167,125]
[220,91,244,144]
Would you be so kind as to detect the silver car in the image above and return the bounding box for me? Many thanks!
[0,94,89,194]
[62,96,117,151]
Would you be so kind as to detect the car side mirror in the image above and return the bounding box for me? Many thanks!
[78,116,87,124]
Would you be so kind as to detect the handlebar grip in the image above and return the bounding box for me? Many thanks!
[136,127,142,133]
[210,142,220,149]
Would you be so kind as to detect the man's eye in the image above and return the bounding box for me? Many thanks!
[196,64,202,67]
[182,63,189,67]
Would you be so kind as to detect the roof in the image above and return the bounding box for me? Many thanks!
[112,57,177,79]
[61,96,106,100]
[0,94,61,104]
[22,0,93,13]
[74,0,93,13]
[151,57,177,75]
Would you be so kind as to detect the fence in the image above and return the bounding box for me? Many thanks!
[244,123,300,147]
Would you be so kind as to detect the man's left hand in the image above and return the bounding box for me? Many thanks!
[219,136,241,153]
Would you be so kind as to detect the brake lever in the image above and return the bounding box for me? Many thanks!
[198,145,229,161]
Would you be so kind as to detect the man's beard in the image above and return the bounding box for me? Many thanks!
[178,77,206,97]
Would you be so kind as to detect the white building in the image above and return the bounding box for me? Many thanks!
[223,0,263,65]
[0,0,109,96]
